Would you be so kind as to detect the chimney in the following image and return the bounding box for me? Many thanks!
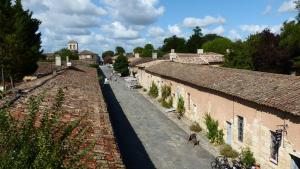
[152,52,157,59]
[197,49,204,54]
[135,53,140,58]
[55,55,62,66]
[170,49,176,61]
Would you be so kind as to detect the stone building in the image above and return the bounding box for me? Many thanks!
[136,61,300,169]
[79,50,98,60]
[68,40,79,52]
[163,49,224,66]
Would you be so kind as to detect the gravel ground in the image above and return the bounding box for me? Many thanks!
[101,66,214,169]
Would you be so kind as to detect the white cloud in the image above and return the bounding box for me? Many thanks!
[183,16,226,28]
[262,5,272,15]
[228,29,242,40]
[147,26,165,37]
[103,0,164,25]
[240,24,282,34]
[278,0,297,13]
[203,26,225,35]
[102,21,140,39]
[168,24,181,35]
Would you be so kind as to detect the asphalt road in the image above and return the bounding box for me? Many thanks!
[100,66,214,169]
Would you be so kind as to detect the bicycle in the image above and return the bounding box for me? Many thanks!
[211,156,231,169]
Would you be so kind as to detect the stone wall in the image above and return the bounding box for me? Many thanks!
[138,69,300,169]
[9,65,124,169]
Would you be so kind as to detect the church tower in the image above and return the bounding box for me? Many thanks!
[67,40,78,53]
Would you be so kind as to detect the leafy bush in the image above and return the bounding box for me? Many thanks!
[161,85,171,100]
[241,147,256,168]
[162,97,173,108]
[204,114,224,145]
[176,96,185,119]
[0,88,94,168]
[220,144,239,158]
[148,82,159,98]
[190,122,202,133]
[160,85,173,108]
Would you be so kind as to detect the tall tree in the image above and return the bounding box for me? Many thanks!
[115,46,125,56]
[223,40,254,70]
[133,47,143,54]
[113,53,129,76]
[296,0,300,21]
[202,38,233,55]
[201,34,222,44]
[0,0,42,80]
[141,44,154,57]
[250,29,291,74]
[186,26,203,53]
[102,50,114,58]
[161,35,186,53]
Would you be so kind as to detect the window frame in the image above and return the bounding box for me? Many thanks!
[237,116,244,142]
[270,131,279,165]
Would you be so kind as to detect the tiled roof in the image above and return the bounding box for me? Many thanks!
[163,52,224,64]
[129,57,155,67]
[79,50,97,55]
[145,61,300,116]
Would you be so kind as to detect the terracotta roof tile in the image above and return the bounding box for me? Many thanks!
[145,61,300,116]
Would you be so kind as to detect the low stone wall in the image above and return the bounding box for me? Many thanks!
[8,65,124,169]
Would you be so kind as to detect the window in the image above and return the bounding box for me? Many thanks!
[238,116,244,142]
[270,131,279,164]
[187,93,191,110]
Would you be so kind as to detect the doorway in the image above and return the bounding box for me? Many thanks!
[226,122,232,145]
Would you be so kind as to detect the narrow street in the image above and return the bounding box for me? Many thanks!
[100,66,214,169]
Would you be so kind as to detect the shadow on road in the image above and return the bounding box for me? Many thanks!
[98,69,156,169]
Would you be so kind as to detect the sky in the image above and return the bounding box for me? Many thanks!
[22,0,299,54]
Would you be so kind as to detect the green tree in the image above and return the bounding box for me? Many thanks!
[250,29,291,74]
[141,44,154,57]
[161,35,186,53]
[115,46,125,55]
[280,20,300,74]
[133,47,143,54]
[296,0,300,21]
[202,37,233,55]
[102,50,114,58]
[202,34,222,44]
[186,26,203,53]
[54,48,79,61]
[0,0,43,80]
[223,40,254,70]
[113,53,129,76]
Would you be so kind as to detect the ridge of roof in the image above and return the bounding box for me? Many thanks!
[145,61,300,116]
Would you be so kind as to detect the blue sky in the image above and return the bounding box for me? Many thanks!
[23,0,298,54]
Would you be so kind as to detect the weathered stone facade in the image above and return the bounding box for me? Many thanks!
[9,65,124,169]
[137,66,300,169]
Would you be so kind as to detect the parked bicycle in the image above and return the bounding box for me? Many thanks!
[211,156,231,169]
[211,156,247,169]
